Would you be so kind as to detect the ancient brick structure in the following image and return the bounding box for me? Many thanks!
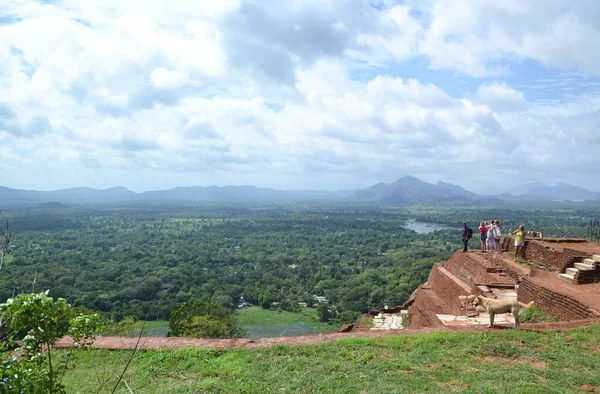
[573,265,600,285]
[403,239,600,330]
[519,273,600,320]
[502,237,588,272]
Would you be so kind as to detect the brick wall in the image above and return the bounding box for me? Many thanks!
[443,251,516,287]
[427,265,473,315]
[518,277,600,320]
[503,237,588,272]
[410,308,444,329]
[414,286,452,312]
[443,252,496,287]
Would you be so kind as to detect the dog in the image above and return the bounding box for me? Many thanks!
[474,295,534,329]
[527,230,544,241]
[458,295,476,310]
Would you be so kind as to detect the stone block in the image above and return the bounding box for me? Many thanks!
[558,273,574,282]
[575,262,596,271]
[566,267,578,276]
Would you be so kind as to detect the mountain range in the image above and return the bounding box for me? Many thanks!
[1,178,599,206]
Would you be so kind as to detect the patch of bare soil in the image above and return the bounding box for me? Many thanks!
[478,355,548,369]
[53,318,600,351]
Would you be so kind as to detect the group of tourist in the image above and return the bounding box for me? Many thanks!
[461,221,527,261]
[478,220,504,253]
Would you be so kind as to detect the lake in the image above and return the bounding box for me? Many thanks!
[403,220,453,234]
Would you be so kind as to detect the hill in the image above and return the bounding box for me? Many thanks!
[506,182,600,201]
[353,175,478,204]
[2,177,600,206]
[0,184,354,205]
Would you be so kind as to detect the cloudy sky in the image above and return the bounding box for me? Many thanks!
[1,0,599,194]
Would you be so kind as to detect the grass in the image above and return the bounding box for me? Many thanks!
[520,305,560,323]
[236,307,339,338]
[60,324,600,393]
[139,320,171,336]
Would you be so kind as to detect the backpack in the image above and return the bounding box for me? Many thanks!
[467,227,473,239]
[494,226,502,238]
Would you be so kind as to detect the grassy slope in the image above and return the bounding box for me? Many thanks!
[236,307,339,338]
[61,324,600,393]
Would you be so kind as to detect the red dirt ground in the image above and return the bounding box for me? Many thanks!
[55,319,600,351]
[537,240,600,255]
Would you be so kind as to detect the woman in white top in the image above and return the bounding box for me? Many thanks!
[486,221,496,252]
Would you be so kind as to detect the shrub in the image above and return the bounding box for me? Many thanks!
[0,291,99,394]
[169,300,245,338]
[519,304,559,323]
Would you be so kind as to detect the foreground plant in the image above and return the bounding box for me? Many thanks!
[0,291,100,394]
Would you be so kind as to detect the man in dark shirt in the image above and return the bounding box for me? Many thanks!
[462,222,469,252]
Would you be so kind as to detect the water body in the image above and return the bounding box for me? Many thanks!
[403,221,453,234]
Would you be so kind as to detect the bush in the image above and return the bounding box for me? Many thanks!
[99,316,144,336]
[335,310,361,325]
[0,291,99,394]
[316,303,336,322]
[169,300,245,338]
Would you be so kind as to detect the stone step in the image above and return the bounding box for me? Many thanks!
[558,273,574,283]
[583,258,598,265]
[592,254,600,262]
[575,262,597,271]
[565,267,579,276]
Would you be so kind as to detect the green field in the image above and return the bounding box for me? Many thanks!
[140,320,171,336]
[60,324,600,393]
[236,307,339,338]
[133,308,337,338]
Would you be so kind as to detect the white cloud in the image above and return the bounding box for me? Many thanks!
[0,0,599,192]
[419,0,600,77]
[150,68,189,89]
[476,83,528,112]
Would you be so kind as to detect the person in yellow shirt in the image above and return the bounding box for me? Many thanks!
[512,225,526,261]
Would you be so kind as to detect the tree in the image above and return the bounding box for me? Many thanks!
[169,300,245,338]
[279,297,300,313]
[316,303,336,322]
[214,295,234,310]
[258,292,274,309]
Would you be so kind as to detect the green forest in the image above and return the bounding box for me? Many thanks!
[0,201,597,324]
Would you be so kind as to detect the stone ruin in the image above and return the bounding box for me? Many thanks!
[351,236,600,332]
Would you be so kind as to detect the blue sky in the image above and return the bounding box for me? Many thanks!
[1,0,599,194]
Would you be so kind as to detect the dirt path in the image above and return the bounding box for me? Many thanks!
[55,328,445,350]
[55,319,600,351]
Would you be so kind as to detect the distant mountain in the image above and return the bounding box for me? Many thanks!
[2,178,598,207]
[353,176,478,204]
[504,182,600,201]
[0,185,138,205]
[139,185,354,202]
[0,185,355,206]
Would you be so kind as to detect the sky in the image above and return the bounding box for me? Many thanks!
[1,0,600,194]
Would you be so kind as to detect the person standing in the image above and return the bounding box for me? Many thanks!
[486,221,496,252]
[512,225,526,261]
[494,220,503,252]
[479,221,487,252]
[462,222,470,252]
